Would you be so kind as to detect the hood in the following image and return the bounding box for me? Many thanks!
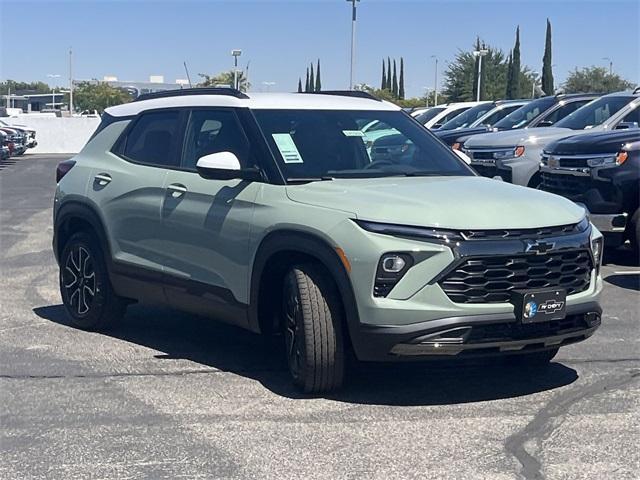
[463,127,575,148]
[545,130,639,155]
[286,176,585,229]
[435,127,490,145]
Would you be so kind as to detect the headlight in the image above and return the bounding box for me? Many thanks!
[493,146,525,160]
[374,253,414,297]
[354,219,464,244]
[591,236,603,270]
[587,151,628,167]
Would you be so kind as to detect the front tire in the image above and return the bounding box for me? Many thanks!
[59,231,126,330]
[282,264,345,393]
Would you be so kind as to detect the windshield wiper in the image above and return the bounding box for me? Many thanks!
[286,176,334,184]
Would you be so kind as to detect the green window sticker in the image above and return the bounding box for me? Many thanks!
[272,133,304,164]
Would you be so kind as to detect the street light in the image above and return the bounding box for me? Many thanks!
[231,49,242,90]
[472,49,489,102]
[262,81,275,92]
[47,74,61,111]
[431,55,438,106]
[602,57,613,75]
[346,0,360,90]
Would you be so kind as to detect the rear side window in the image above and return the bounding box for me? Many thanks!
[122,110,181,167]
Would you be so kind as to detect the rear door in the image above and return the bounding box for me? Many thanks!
[90,109,182,275]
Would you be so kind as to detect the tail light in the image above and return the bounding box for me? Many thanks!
[56,160,76,183]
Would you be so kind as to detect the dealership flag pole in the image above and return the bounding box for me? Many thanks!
[347,0,360,90]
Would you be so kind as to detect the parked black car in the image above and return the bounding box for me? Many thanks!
[444,94,599,149]
[540,130,640,256]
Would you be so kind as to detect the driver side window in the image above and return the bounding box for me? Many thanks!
[181,109,251,171]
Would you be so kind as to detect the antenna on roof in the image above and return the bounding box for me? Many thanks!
[183,61,193,88]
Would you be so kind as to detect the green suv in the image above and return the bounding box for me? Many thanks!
[53,89,603,393]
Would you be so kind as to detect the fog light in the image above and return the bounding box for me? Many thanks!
[382,255,406,273]
[591,236,603,268]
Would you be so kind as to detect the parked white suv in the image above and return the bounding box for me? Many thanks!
[414,102,489,130]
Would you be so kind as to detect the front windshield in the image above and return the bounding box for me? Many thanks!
[253,109,474,181]
[494,97,556,130]
[554,96,632,130]
[414,107,446,124]
[439,103,494,130]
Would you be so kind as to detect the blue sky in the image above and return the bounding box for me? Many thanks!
[1,0,638,97]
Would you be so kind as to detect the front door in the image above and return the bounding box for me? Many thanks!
[157,108,261,326]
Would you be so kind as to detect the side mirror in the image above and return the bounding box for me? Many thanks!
[195,151,262,181]
[536,120,554,127]
[615,121,639,130]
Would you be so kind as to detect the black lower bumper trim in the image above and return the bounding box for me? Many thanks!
[352,301,601,361]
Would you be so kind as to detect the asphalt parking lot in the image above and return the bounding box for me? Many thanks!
[1,154,639,480]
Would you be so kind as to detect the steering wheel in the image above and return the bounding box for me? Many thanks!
[364,159,395,170]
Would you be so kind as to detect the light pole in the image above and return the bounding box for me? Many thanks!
[346,0,360,90]
[531,71,538,98]
[472,49,488,102]
[262,81,275,92]
[431,55,438,106]
[423,87,431,107]
[69,47,74,115]
[47,74,61,111]
[231,49,242,90]
[602,57,613,75]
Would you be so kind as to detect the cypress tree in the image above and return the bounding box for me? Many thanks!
[392,59,398,97]
[510,26,522,99]
[399,57,405,99]
[315,59,321,91]
[541,18,554,95]
[381,59,386,90]
[505,51,513,98]
[305,68,310,92]
[472,37,481,101]
[309,63,315,92]
[297,77,303,93]
[386,57,392,90]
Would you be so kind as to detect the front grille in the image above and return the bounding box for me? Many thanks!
[540,172,591,197]
[470,151,495,160]
[466,314,592,343]
[439,250,593,304]
[461,223,578,240]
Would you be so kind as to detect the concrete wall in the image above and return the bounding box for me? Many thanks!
[6,117,101,154]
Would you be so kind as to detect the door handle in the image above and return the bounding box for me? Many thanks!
[167,183,188,197]
[94,173,112,185]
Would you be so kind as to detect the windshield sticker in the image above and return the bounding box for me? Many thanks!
[272,133,304,163]
[342,130,365,137]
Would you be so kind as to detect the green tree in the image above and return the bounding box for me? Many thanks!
[0,80,52,96]
[315,59,321,91]
[197,70,250,91]
[541,18,554,95]
[297,77,303,93]
[392,59,398,97]
[309,63,315,93]
[381,59,386,90]
[305,68,310,92]
[442,43,510,102]
[399,57,405,99]
[72,81,131,113]
[506,26,522,99]
[563,66,635,93]
[505,51,513,98]
[386,57,392,90]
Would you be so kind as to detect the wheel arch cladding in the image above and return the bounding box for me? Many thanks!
[55,201,111,265]
[249,230,360,343]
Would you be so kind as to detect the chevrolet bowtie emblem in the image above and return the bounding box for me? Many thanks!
[525,240,555,255]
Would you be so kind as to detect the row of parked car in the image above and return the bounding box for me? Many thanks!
[0,119,37,160]
[389,90,639,255]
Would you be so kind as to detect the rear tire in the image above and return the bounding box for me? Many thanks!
[59,231,126,331]
[282,263,345,393]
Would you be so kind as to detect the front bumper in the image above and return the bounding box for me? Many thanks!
[353,302,601,361]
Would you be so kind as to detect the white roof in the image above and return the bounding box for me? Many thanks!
[106,92,401,117]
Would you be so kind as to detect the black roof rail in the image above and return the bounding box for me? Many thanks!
[301,90,382,101]
[133,87,249,102]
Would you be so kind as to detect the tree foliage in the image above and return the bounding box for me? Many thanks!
[72,82,131,113]
[506,26,521,99]
[399,57,405,99]
[197,70,250,91]
[0,80,52,95]
[541,18,554,95]
[315,59,322,91]
[562,67,635,94]
[381,60,386,90]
